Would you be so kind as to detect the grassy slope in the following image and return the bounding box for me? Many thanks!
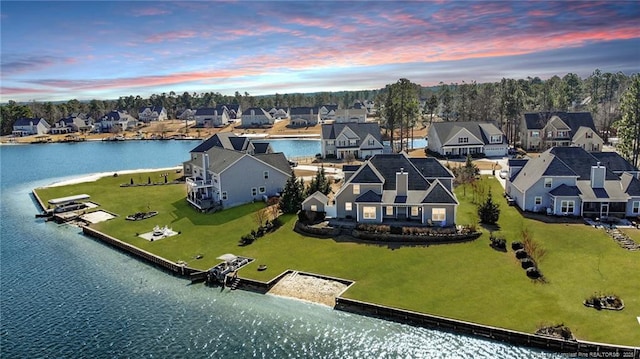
[34,175,640,346]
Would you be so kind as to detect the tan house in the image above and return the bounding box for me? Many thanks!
[521,112,602,152]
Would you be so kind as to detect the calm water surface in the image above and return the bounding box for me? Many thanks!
[1,141,560,358]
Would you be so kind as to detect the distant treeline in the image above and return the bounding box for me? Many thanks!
[0,70,633,138]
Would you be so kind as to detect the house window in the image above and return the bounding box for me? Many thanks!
[535,197,542,205]
[547,131,553,138]
[490,135,501,143]
[411,206,419,216]
[458,137,468,144]
[561,200,574,214]
[353,184,360,195]
[531,131,540,138]
[259,186,266,194]
[345,202,352,211]
[368,139,374,146]
[544,178,552,188]
[327,140,334,145]
[222,192,228,200]
[251,188,257,196]
[311,204,318,212]
[432,208,446,222]
[263,171,269,179]
[633,201,640,214]
[363,206,376,219]
[586,132,593,139]
[386,206,394,216]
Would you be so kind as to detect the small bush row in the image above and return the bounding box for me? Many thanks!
[239,218,282,246]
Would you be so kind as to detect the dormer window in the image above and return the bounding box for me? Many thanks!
[490,135,501,144]
[458,137,469,144]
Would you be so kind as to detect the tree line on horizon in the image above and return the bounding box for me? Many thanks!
[1,70,637,163]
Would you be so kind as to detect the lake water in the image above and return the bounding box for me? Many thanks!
[0,140,560,358]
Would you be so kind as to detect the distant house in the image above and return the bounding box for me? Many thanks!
[321,122,384,159]
[183,140,291,211]
[138,106,167,122]
[319,105,338,120]
[305,153,457,225]
[194,106,232,127]
[521,112,603,152]
[177,109,196,121]
[194,132,273,155]
[240,107,274,127]
[98,111,137,132]
[12,118,50,136]
[268,107,290,120]
[50,118,74,135]
[506,147,640,218]
[289,107,320,127]
[49,113,93,134]
[334,108,367,123]
[427,121,508,157]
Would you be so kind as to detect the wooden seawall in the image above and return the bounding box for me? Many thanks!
[335,297,639,357]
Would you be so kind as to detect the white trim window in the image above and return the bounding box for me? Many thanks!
[263,171,269,179]
[259,186,266,194]
[353,184,360,195]
[531,131,540,138]
[310,204,318,211]
[363,206,376,219]
[385,206,394,216]
[534,197,542,206]
[251,187,257,196]
[561,200,574,214]
[490,135,502,143]
[432,208,446,221]
[544,178,553,188]
[345,202,352,211]
[221,192,228,200]
[633,201,640,214]
[411,206,419,216]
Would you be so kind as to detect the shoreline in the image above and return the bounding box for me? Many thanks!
[43,166,182,188]
[31,171,639,355]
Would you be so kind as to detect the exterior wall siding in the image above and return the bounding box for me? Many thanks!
[220,156,288,208]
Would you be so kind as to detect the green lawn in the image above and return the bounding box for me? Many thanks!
[34,174,640,346]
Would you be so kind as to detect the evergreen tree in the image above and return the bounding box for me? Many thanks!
[305,167,332,196]
[278,171,305,214]
[477,189,500,224]
[617,74,640,168]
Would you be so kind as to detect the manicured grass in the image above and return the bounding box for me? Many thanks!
[34,175,640,346]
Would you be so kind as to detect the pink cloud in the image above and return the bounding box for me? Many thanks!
[145,30,198,43]
[132,7,171,17]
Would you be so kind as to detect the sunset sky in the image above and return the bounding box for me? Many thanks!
[1,1,639,103]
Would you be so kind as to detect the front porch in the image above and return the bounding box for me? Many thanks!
[442,145,483,157]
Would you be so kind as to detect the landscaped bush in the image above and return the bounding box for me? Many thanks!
[239,233,256,246]
[511,241,524,251]
[390,226,402,235]
[521,258,535,269]
[526,266,541,279]
[584,293,624,311]
[489,233,506,251]
[515,249,528,259]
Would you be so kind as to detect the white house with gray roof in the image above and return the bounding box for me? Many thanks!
[303,152,457,225]
[12,118,50,136]
[138,106,167,122]
[427,121,508,157]
[240,107,274,127]
[506,147,640,218]
[195,105,234,127]
[183,138,290,211]
[321,122,385,159]
[521,112,603,152]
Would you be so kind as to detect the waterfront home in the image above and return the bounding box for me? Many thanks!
[506,146,640,218]
[304,152,457,225]
[334,108,367,123]
[319,104,338,120]
[196,132,272,155]
[12,118,50,136]
[320,122,384,159]
[194,106,233,127]
[138,106,167,122]
[177,109,196,121]
[289,107,321,127]
[240,107,274,128]
[520,112,603,152]
[427,121,508,157]
[98,111,137,132]
[183,140,290,210]
[49,113,93,134]
[268,107,290,120]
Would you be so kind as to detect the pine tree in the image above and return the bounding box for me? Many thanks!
[305,167,331,196]
[617,74,640,168]
[477,189,500,224]
[279,171,305,214]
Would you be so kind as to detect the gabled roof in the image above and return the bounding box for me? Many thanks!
[251,142,271,154]
[139,106,165,113]
[303,191,328,205]
[542,157,577,177]
[549,184,581,197]
[508,159,529,168]
[195,106,226,116]
[349,162,384,184]
[290,107,319,116]
[206,147,245,173]
[242,107,271,117]
[409,157,455,179]
[321,122,382,142]
[253,152,292,175]
[191,133,245,153]
[621,172,640,197]
[14,117,47,127]
[549,147,618,180]
[430,121,505,145]
[523,112,597,132]
[355,190,382,203]
[422,180,458,204]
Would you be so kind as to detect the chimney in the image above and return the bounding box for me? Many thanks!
[590,162,605,188]
[202,153,210,182]
[396,167,408,196]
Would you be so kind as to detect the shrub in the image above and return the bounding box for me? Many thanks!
[526,267,541,279]
[390,226,402,235]
[515,249,528,259]
[521,258,535,269]
[512,241,524,251]
[522,228,546,263]
[239,234,255,246]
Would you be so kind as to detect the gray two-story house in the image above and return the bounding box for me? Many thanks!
[427,121,508,157]
[183,138,291,211]
[321,122,385,159]
[506,147,640,218]
[304,153,457,225]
